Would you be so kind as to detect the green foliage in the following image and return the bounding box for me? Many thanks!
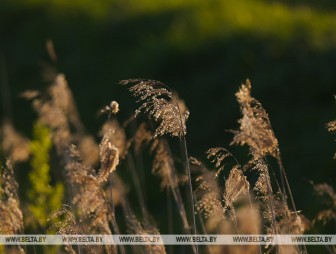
[9,0,336,49]
[27,121,64,229]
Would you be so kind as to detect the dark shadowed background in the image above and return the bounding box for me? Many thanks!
[0,0,335,240]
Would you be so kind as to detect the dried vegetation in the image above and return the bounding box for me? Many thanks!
[0,65,335,254]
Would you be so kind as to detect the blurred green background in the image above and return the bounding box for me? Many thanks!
[0,0,335,233]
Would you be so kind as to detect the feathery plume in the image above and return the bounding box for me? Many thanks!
[253,160,277,234]
[206,147,235,177]
[231,79,279,163]
[120,79,189,138]
[194,162,224,224]
[223,166,250,225]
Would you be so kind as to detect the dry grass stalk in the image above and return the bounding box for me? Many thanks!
[66,145,116,254]
[0,160,24,234]
[131,127,197,250]
[120,79,189,138]
[66,145,112,236]
[253,160,304,254]
[274,201,306,235]
[122,79,198,254]
[223,166,250,226]
[151,139,184,189]
[253,160,278,235]
[192,158,262,254]
[194,160,224,229]
[151,139,191,233]
[231,79,279,164]
[132,123,189,222]
[231,81,301,243]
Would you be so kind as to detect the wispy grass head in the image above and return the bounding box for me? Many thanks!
[120,79,189,138]
[231,79,279,162]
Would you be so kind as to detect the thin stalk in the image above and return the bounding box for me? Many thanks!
[181,138,199,254]
[167,190,174,254]
[163,139,197,254]
[108,173,126,254]
[277,157,308,254]
[165,86,198,254]
[260,158,279,254]
[126,153,150,222]
[193,192,207,235]
[277,157,297,212]
[247,194,262,254]
[182,139,197,232]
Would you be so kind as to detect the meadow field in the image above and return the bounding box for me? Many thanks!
[0,0,335,253]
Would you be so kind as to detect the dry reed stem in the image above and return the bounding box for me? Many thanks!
[132,123,192,232]
[253,160,278,235]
